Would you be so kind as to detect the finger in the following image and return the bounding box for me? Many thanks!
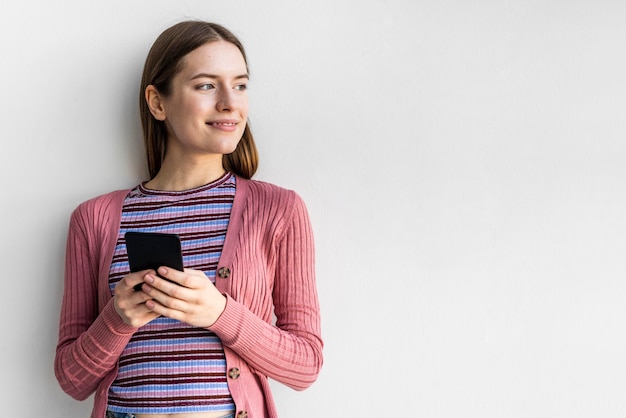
[114,283,154,308]
[143,289,195,323]
[113,291,161,327]
[143,273,190,308]
[144,285,224,328]
[156,267,191,288]
[145,298,184,320]
[121,269,155,292]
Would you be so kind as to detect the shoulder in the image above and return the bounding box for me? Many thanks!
[237,177,294,199]
[236,177,311,231]
[236,177,312,216]
[70,189,130,232]
[236,177,301,210]
[73,189,129,217]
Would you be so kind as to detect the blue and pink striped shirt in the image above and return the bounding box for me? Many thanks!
[107,172,236,415]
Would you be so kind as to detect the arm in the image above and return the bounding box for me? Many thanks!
[54,206,137,400]
[209,194,323,390]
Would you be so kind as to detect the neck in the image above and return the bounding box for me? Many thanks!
[146,156,226,192]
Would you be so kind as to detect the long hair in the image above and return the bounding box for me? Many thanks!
[139,21,258,179]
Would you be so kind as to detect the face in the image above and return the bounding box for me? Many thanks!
[150,41,249,160]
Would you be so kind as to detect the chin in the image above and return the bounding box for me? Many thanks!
[218,138,243,155]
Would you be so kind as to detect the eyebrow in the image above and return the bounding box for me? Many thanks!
[190,73,249,81]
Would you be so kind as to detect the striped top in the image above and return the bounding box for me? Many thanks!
[106,172,236,415]
[56,177,322,418]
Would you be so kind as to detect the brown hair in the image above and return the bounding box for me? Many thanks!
[139,20,258,179]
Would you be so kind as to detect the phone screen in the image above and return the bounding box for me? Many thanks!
[125,231,184,290]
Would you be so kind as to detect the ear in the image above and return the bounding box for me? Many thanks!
[145,85,167,121]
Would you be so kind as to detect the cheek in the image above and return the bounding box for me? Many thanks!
[183,97,209,115]
[240,100,249,119]
[170,92,207,114]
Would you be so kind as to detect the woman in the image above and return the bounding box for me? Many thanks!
[55,21,323,418]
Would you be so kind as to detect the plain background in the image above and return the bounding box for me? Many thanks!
[2,0,626,416]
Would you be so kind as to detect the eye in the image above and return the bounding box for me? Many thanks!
[234,83,248,91]
[197,83,215,91]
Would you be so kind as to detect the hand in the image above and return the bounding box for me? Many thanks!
[113,270,161,327]
[140,267,227,328]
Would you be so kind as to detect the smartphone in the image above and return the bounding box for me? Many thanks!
[124,231,184,290]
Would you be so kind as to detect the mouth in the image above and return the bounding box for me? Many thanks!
[206,119,239,132]
[206,119,238,127]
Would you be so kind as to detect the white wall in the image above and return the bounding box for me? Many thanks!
[2,0,625,416]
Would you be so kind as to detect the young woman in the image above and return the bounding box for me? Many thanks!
[55,21,323,418]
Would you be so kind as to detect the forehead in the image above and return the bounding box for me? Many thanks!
[178,41,248,77]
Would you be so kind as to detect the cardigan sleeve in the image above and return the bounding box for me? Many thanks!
[54,202,137,400]
[209,192,323,390]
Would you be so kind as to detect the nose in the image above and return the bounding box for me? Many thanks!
[216,88,236,112]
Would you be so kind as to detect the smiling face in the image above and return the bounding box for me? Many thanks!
[147,40,249,163]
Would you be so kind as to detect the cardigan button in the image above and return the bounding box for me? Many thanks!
[218,267,231,279]
[237,411,248,418]
[228,367,241,379]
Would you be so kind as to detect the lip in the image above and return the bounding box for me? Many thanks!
[206,119,239,132]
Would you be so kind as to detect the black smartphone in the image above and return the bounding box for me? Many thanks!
[124,231,184,290]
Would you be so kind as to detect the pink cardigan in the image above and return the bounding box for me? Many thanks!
[55,177,323,418]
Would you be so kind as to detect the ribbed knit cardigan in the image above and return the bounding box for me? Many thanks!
[54,177,323,418]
